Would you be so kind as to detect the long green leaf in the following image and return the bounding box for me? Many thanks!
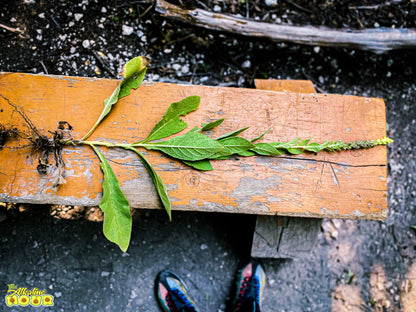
[216,127,249,140]
[218,137,255,154]
[183,159,214,171]
[251,129,270,143]
[82,56,149,140]
[91,145,132,252]
[142,96,200,143]
[201,118,224,131]
[124,146,172,220]
[141,131,225,161]
[251,142,282,156]
[118,68,147,98]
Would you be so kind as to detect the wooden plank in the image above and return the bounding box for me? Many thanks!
[255,79,316,93]
[0,73,388,220]
[252,79,323,259]
[251,216,322,258]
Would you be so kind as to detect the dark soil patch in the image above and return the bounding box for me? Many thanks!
[1,1,416,311]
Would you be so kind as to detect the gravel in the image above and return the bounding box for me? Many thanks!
[1,0,416,311]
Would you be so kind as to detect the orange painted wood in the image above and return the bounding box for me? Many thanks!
[0,73,388,220]
[255,79,316,93]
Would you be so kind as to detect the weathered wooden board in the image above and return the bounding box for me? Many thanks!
[0,73,388,220]
[251,79,323,259]
[255,79,316,93]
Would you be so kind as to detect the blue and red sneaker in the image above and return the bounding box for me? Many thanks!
[232,260,266,312]
[156,270,200,312]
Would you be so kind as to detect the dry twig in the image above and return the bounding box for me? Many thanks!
[155,0,416,54]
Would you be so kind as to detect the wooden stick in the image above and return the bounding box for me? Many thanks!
[0,23,28,39]
[155,0,416,54]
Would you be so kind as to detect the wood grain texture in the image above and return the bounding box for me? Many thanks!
[0,73,388,220]
[255,79,316,93]
[251,78,323,259]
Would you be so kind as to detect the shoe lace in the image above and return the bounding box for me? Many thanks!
[233,276,261,312]
[166,288,198,312]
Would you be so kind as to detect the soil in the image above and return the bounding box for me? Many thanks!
[1,0,416,311]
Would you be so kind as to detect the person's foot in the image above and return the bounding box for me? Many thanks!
[156,270,200,312]
[232,260,266,312]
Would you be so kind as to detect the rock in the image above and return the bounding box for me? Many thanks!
[242,60,251,68]
[122,25,134,36]
[82,39,90,48]
[74,13,83,22]
[265,0,278,6]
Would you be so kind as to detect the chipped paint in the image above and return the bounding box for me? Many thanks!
[0,73,389,220]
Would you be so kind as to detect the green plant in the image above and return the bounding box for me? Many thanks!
[0,56,394,252]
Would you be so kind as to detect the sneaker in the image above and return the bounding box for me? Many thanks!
[156,270,200,312]
[232,260,266,312]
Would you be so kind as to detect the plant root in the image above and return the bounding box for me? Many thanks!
[0,123,18,148]
[1,94,73,186]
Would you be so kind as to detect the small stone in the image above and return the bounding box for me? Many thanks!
[213,5,221,12]
[136,30,144,37]
[265,0,278,6]
[70,47,76,53]
[122,25,134,36]
[314,46,320,53]
[101,7,107,13]
[200,244,208,250]
[172,63,181,71]
[242,60,251,68]
[82,40,90,48]
[101,271,111,277]
[38,13,45,19]
[59,34,67,41]
[181,64,190,74]
[55,292,62,298]
[74,13,83,21]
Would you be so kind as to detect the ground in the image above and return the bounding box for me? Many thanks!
[1,0,416,311]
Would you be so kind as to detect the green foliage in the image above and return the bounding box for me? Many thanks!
[141,131,225,161]
[82,56,149,140]
[183,160,213,171]
[142,95,200,143]
[216,127,249,140]
[124,146,172,221]
[70,56,394,252]
[201,118,225,131]
[90,145,132,252]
